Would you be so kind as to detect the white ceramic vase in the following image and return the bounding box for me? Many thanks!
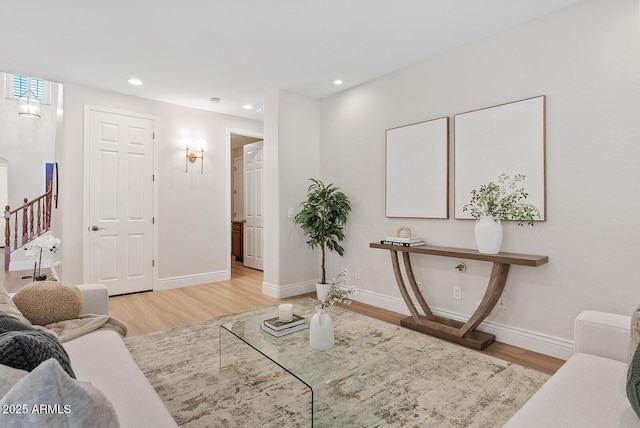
[309,307,334,350]
[316,282,331,302]
[474,216,503,254]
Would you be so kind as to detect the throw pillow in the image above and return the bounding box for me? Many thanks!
[0,364,27,397]
[627,340,640,418]
[0,285,32,326]
[0,311,34,334]
[0,359,119,428]
[630,307,640,363]
[13,281,83,326]
[0,330,75,378]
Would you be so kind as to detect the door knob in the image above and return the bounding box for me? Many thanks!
[90,226,105,231]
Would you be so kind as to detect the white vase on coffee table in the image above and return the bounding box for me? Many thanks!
[309,307,334,350]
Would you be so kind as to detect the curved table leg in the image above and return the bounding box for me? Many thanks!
[401,252,433,318]
[389,250,422,322]
[391,252,510,349]
[460,263,510,336]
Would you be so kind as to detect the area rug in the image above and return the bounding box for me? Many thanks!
[124,298,548,427]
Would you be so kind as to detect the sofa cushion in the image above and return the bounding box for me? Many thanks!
[0,359,119,428]
[0,285,31,326]
[0,329,75,378]
[13,281,83,326]
[504,353,640,427]
[0,364,27,397]
[64,330,178,427]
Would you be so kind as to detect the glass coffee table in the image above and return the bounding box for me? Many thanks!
[220,312,389,427]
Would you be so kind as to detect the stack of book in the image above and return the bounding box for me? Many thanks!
[380,236,426,247]
[260,314,308,337]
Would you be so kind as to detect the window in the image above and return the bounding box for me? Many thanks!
[5,74,50,104]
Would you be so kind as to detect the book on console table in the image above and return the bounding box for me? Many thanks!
[380,239,426,247]
[263,314,305,331]
[384,236,424,243]
[260,322,308,337]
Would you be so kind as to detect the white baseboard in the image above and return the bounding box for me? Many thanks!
[156,270,230,291]
[172,272,572,360]
[351,289,573,360]
[262,280,316,299]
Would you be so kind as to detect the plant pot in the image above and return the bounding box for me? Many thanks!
[474,216,503,254]
[316,282,331,302]
[309,307,334,350]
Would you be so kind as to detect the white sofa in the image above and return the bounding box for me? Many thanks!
[5,283,177,428]
[505,310,640,427]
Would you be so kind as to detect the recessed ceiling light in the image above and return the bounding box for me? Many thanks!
[333,79,343,85]
[128,78,143,86]
[243,104,255,110]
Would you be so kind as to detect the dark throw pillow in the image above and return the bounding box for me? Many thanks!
[0,330,75,378]
[0,311,34,334]
[628,344,640,418]
[0,285,32,326]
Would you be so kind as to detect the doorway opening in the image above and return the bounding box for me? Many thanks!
[229,131,262,279]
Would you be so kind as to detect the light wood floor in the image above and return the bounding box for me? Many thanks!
[109,260,565,376]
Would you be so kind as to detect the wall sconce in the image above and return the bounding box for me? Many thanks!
[184,139,207,174]
[18,90,41,118]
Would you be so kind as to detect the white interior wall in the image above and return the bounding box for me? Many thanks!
[263,90,321,297]
[317,0,640,359]
[57,84,261,287]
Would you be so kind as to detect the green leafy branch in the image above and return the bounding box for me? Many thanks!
[462,173,541,226]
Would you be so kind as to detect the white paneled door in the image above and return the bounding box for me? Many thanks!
[85,107,155,296]
[243,141,264,271]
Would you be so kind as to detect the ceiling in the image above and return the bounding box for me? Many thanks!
[1,1,583,120]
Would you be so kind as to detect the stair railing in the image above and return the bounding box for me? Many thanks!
[4,183,53,271]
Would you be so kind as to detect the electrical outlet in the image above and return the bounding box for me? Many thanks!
[354,269,361,280]
[497,296,507,309]
[453,286,462,300]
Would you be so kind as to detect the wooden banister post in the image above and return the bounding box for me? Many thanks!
[29,199,34,241]
[13,212,17,250]
[21,198,28,246]
[4,206,10,271]
[4,205,9,248]
[36,198,42,235]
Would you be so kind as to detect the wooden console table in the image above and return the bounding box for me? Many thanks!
[370,243,548,350]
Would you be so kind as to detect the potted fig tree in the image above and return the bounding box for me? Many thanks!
[294,178,351,301]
